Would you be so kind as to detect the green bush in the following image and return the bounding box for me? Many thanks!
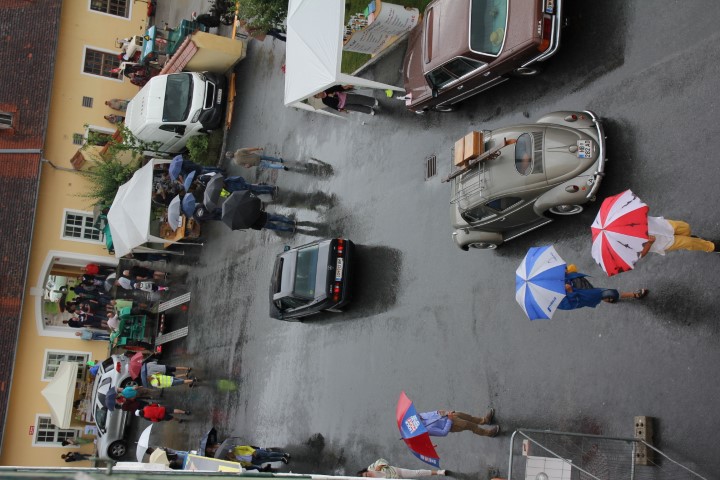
[186,135,209,162]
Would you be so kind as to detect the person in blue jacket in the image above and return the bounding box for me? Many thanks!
[558,264,648,310]
[419,408,499,437]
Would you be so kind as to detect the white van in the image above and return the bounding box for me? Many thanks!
[125,71,226,154]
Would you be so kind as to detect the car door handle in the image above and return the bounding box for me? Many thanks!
[457,84,464,90]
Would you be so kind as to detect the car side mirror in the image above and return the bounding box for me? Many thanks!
[283,245,291,251]
[432,88,439,98]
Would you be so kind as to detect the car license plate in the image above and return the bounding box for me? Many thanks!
[545,0,555,13]
[335,258,344,281]
[577,140,592,158]
[217,89,223,103]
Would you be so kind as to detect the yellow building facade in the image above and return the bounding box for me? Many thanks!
[0,0,149,467]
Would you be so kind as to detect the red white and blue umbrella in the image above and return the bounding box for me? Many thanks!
[591,190,649,276]
[515,246,567,320]
[396,391,440,468]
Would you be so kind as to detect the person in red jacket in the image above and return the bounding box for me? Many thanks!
[136,404,191,423]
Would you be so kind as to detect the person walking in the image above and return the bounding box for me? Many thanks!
[115,277,134,290]
[250,210,296,233]
[123,266,168,282]
[224,176,278,196]
[75,329,111,341]
[148,372,197,389]
[227,445,291,467]
[136,403,191,423]
[640,216,719,256]
[105,99,130,111]
[314,85,378,115]
[169,155,225,182]
[358,459,453,478]
[419,408,499,437]
[227,147,288,170]
[62,436,95,447]
[61,452,93,462]
[133,281,169,293]
[144,360,192,378]
[558,264,648,310]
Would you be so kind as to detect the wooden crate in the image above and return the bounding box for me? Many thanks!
[464,131,484,161]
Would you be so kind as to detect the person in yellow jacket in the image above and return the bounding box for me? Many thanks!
[148,372,197,389]
[227,445,290,467]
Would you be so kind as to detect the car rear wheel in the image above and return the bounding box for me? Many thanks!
[108,440,127,460]
[120,378,138,388]
[549,204,584,215]
[433,104,455,113]
[468,241,498,250]
[512,66,541,76]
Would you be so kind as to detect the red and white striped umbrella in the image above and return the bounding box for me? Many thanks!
[591,190,649,276]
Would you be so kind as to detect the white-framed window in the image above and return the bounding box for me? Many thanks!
[61,209,104,244]
[82,47,123,81]
[42,350,90,381]
[33,415,81,447]
[85,124,114,147]
[89,0,130,18]
[0,111,13,129]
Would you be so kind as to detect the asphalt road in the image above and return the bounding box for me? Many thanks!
[139,1,720,477]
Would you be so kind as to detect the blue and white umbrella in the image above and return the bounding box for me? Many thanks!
[183,170,196,191]
[168,155,184,181]
[515,246,567,320]
[181,193,197,216]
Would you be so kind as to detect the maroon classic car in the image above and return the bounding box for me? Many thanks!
[402,0,562,113]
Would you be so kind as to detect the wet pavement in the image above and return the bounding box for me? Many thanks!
[124,1,720,477]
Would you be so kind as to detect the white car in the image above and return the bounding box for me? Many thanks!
[91,355,136,460]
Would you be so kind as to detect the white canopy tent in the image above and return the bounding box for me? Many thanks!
[108,158,196,258]
[284,0,405,116]
[41,361,78,429]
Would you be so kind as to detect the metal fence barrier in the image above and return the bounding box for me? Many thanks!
[508,429,708,480]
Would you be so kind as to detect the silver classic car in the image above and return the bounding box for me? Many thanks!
[449,111,606,250]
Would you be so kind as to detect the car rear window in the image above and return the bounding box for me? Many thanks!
[162,73,193,122]
[101,357,114,372]
[470,0,508,55]
[515,133,534,175]
[293,245,319,299]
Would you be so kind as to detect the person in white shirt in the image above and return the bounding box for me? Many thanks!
[358,459,452,478]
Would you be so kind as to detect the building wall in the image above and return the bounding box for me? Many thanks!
[0,0,148,467]
[45,0,147,167]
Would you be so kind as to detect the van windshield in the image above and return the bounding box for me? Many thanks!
[162,74,193,122]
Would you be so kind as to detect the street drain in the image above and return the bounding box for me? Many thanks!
[425,154,437,180]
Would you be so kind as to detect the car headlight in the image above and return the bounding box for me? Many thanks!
[191,110,202,123]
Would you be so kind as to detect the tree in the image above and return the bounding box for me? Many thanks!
[76,154,142,208]
[78,123,153,207]
[234,0,288,33]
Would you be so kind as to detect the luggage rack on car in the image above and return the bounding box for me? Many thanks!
[450,163,487,206]
[447,134,516,206]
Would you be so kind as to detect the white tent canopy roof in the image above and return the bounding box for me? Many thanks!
[108,158,172,258]
[284,0,404,110]
[41,361,78,429]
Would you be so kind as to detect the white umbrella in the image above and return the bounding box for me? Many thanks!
[136,424,154,461]
[167,195,183,231]
[41,362,78,429]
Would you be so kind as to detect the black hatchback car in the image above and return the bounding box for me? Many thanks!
[269,238,355,321]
